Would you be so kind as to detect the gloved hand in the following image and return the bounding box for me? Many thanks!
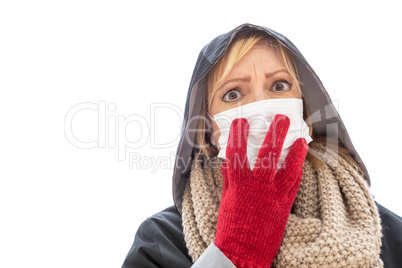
[215,114,308,268]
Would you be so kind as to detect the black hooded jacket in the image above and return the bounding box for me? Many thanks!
[122,23,402,267]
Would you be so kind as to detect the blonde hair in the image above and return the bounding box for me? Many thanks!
[195,30,363,175]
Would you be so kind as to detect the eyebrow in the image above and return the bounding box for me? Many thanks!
[218,69,289,90]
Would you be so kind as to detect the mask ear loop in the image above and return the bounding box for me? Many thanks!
[206,111,219,151]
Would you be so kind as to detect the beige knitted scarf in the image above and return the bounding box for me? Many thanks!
[182,142,383,267]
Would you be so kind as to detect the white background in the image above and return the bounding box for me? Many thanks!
[1,1,401,267]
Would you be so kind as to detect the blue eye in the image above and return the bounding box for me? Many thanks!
[271,80,291,93]
[222,89,242,102]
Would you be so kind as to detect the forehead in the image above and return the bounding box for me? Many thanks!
[228,44,284,73]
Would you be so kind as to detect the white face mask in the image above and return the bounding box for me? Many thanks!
[208,98,313,170]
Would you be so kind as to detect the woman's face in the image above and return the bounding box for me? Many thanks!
[209,42,302,148]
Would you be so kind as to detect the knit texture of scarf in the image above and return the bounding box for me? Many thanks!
[182,142,383,267]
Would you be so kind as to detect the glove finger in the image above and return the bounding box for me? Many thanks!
[253,114,290,180]
[287,168,303,201]
[274,138,308,190]
[220,161,229,200]
[226,118,251,176]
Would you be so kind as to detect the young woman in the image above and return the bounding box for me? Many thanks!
[122,23,402,267]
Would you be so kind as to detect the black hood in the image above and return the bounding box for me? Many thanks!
[172,23,370,214]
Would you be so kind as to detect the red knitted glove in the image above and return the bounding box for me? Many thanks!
[215,114,308,268]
